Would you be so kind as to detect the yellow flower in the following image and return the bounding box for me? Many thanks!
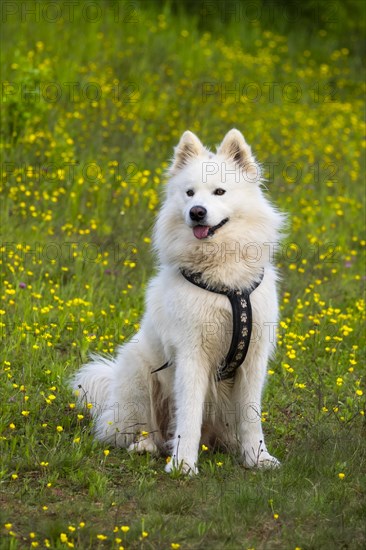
[60,533,68,542]
[121,526,130,533]
[103,449,110,457]
[141,531,148,538]
[97,534,107,540]
[21,410,30,417]
[356,389,363,396]
[201,444,208,451]
[273,513,279,519]
[11,474,18,480]
[9,423,16,429]
[338,473,345,480]
[171,544,181,549]
[56,425,63,432]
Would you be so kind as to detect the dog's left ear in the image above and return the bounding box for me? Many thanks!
[170,131,204,174]
[217,129,255,170]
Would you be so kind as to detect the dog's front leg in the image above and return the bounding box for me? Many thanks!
[165,352,209,475]
[232,349,280,469]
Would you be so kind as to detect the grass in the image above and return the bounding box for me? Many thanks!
[0,0,365,548]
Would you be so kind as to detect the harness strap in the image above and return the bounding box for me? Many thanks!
[151,361,170,374]
[151,269,264,381]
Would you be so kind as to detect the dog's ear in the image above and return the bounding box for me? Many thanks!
[217,129,254,170]
[170,131,204,174]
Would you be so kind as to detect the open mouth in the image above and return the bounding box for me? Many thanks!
[193,217,229,240]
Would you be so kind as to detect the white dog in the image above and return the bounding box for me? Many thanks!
[72,129,285,474]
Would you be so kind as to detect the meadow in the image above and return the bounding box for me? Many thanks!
[0,1,365,548]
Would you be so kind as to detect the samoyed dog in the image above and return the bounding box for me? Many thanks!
[72,129,285,474]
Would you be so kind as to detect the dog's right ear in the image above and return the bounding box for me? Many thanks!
[170,131,204,174]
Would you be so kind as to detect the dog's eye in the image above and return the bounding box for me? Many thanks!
[214,188,226,196]
[186,189,194,197]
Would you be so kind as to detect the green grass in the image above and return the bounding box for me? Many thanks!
[0,1,365,548]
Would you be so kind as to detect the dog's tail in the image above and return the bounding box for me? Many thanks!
[70,354,115,415]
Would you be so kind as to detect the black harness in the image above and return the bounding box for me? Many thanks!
[152,269,264,382]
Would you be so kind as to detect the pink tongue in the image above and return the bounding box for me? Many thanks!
[193,225,210,239]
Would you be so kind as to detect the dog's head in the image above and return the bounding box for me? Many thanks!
[166,129,260,240]
[154,129,284,276]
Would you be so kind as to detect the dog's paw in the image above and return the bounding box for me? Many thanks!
[257,452,281,469]
[165,458,198,476]
[128,438,158,455]
[243,450,281,470]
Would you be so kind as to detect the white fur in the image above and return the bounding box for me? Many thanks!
[71,129,285,474]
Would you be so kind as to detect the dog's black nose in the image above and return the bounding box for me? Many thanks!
[190,206,207,222]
